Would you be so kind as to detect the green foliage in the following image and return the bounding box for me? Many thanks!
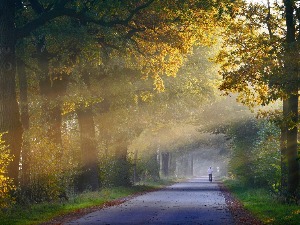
[252,120,281,193]
[216,0,300,201]
[0,185,162,225]
[99,154,132,187]
[224,179,300,225]
[227,118,259,184]
[135,151,160,182]
[215,1,285,107]
[6,0,240,210]
[19,127,79,203]
[227,117,281,193]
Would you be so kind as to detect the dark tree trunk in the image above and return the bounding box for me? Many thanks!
[74,68,101,191]
[156,148,160,176]
[280,99,288,193]
[284,0,300,198]
[114,141,131,187]
[151,152,160,180]
[286,95,299,197]
[161,152,170,177]
[168,152,176,177]
[46,103,63,145]
[133,149,138,183]
[17,58,31,187]
[0,1,23,185]
[76,108,100,191]
[36,38,67,146]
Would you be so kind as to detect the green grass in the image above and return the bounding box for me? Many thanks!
[224,179,300,225]
[0,183,170,225]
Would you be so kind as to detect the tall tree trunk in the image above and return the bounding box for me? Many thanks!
[156,148,160,178]
[280,99,288,194]
[161,152,170,177]
[36,37,67,146]
[114,139,131,186]
[133,149,138,183]
[76,107,100,191]
[74,68,101,191]
[0,1,23,185]
[284,0,300,198]
[151,152,160,180]
[17,58,31,187]
[266,0,290,196]
[46,103,63,145]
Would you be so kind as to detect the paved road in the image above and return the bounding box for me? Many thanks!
[65,177,234,225]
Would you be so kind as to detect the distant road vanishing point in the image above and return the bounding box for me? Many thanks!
[65,177,234,225]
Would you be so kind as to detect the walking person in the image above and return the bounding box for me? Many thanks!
[207,166,213,182]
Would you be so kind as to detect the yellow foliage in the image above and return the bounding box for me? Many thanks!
[62,96,104,115]
[0,134,15,209]
[292,209,300,215]
[27,126,79,201]
[216,1,285,107]
[140,91,154,102]
[30,135,77,201]
[105,0,224,91]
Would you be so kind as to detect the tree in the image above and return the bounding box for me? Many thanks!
[0,0,172,187]
[1,0,237,191]
[216,0,299,198]
[283,0,299,198]
[0,1,23,185]
[74,64,104,191]
[16,53,30,187]
[0,0,168,184]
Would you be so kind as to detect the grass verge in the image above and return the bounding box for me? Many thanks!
[223,179,300,225]
[0,180,173,225]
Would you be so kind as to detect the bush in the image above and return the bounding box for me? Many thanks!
[0,134,15,209]
[227,118,281,193]
[227,118,259,185]
[99,154,132,187]
[20,133,78,203]
[252,120,281,193]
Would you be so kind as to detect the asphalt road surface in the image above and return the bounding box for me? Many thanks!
[65,177,234,225]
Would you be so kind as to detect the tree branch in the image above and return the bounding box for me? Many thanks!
[97,38,120,50]
[16,0,155,39]
[127,0,155,23]
[28,0,45,14]
[125,27,146,39]
[266,0,273,39]
[295,6,300,41]
[17,8,67,39]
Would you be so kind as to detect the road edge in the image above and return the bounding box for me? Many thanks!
[218,182,263,225]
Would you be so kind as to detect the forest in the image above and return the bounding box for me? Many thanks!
[0,0,299,224]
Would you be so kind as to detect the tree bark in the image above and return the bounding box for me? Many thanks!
[284,0,300,198]
[280,99,288,193]
[74,68,102,191]
[36,38,67,145]
[133,149,138,183]
[114,140,131,186]
[76,107,100,191]
[0,0,23,185]
[17,57,31,187]
[286,95,299,197]
[161,152,170,177]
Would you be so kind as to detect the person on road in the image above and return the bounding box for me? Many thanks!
[207,166,213,182]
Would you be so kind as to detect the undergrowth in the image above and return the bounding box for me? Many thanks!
[224,179,300,225]
[0,182,169,225]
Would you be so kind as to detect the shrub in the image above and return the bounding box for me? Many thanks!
[0,134,15,209]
